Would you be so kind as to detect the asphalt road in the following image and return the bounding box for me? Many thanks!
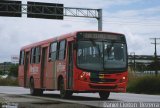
[0,86,160,108]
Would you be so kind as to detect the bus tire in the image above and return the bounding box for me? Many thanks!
[99,91,110,100]
[59,78,72,98]
[30,78,43,96]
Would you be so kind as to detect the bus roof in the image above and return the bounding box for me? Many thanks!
[20,31,124,50]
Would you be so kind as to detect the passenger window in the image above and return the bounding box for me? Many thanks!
[19,51,24,65]
[31,46,41,64]
[35,47,41,63]
[58,40,66,60]
[31,48,36,64]
[49,42,57,61]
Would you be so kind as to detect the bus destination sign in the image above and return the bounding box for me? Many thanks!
[77,32,124,41]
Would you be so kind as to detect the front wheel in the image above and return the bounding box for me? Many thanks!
[99,91,110,100]
[59,78,72,98]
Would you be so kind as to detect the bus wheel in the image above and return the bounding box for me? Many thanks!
[30,78,43,96]
[99,91,110,100]
[59,79,72,98]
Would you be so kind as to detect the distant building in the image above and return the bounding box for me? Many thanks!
[11,55,19,64]
[128,55,160,64]
[128,55,160,72]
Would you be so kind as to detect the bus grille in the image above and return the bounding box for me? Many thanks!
[90,78,116,83]
[89,84,117,89]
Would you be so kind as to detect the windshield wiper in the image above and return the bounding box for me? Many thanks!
[89,39,104,70]
[89,39,101,58]
[106,41,114,59]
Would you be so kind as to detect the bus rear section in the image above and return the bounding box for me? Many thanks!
[18,31,128,100]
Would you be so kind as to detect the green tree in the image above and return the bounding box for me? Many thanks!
[0,70,2,75]
[9,64,18,77]
[0,70,5,75]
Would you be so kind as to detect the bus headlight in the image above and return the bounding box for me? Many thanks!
[122,76,126,80]
[120,76,126,83]
[79,72,90,82]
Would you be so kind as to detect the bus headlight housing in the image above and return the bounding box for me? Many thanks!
[79,72,90,82]
[119,76,127,83]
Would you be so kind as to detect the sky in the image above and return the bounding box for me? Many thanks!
[0,0,160,62]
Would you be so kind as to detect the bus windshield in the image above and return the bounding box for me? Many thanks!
[77,40,127,72]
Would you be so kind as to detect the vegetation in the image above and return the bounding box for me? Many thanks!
[0,78,18,86]
[127,71,160,94]
[8,64,18,77]
[0,70,4,75]
[0,64,18,86]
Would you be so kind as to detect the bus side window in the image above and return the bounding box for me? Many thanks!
[30,48,36,64]
[30,47,41,64]
[35,47,41,63]
[49,42,58,61]
[19,50,25,65]
[58,40,66,60]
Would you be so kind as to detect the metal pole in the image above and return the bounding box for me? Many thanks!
[130,52,135,72]
[154,39,158,76]
[3,62,6,75]
[150,38,160,76]
[134,53,136,72]
[97,9,102,31]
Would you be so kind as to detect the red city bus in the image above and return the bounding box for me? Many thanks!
[18,31,128,99]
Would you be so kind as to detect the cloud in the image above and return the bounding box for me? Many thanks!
[101,5,160,56]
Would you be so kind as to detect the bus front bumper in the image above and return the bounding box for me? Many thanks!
[74,80,127,92]
[89,82,126,92]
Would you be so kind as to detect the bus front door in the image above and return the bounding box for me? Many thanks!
[67,42,73,89]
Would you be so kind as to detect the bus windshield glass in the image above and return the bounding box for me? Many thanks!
[77,39,127,72]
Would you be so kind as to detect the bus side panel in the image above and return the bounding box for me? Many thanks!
[45,61,54,89]
[29,64,41,88]
[18,65,24,87]
[56,61,67,88]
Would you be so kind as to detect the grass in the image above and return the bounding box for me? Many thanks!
[0,77,18,86]
[127,71,160,94]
